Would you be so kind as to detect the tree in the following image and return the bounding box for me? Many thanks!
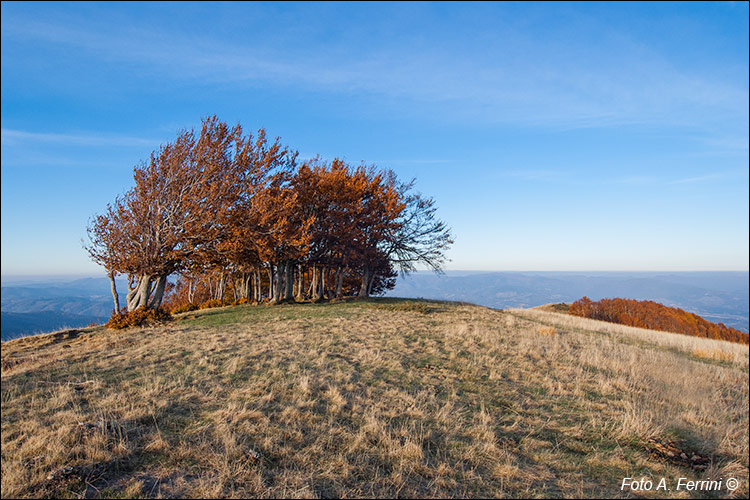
[87,117,243,310]
[84,200,131,314]
[384,187,453,276]
[118,128,199,310]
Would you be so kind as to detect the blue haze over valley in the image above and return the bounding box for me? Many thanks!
[2,271,747,341]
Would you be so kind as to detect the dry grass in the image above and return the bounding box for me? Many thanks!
[511,307,749,368]
[2,299,748,498]
[537,326,557,336]
[691,348,736,363]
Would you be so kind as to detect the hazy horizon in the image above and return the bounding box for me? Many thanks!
[3,268,749,282]
[3,269,748,341]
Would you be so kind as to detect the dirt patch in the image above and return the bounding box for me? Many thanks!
[51,329,81,342]
[646,437,710,470]
[1,356,27,371]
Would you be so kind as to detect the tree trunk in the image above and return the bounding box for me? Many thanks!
[311,265,320,302]
[126,277,138,311]
[243,272,251,300]
[247,268,255,301]
[296,264,304,301]
[217,271,226,302]
[141,274,154,309]
[306,274,314,298]
[359,265,370,297]
[284,260,294,300]
[149,275,167,309]
[267,266,274,300]
[108,271,120,315]
[128,274,152,310]
[273,262,283,303]
[335,267,344,298]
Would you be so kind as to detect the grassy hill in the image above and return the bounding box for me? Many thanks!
[1,299,748,498]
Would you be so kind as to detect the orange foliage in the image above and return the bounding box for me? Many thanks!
[170,303,198,314]
[569,297,748,345]
[106,307,172,330]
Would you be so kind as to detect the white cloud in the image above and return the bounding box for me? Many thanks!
[0,129,160,148]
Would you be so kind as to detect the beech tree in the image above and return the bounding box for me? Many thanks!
[85,200,130,314]
[384,186,454,276]
[86,117,238,310]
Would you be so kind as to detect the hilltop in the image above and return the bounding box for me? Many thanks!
[1,299,748,498]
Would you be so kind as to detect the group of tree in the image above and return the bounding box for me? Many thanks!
[569,297,748,345]
[85,116,453,318]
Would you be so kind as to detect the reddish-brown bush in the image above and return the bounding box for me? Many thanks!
[106,307,173,330]
[199,298,231,310]
[569,297,748,345]
[171,303,198,314]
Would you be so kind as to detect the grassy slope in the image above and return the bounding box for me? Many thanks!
[1,298,748,498]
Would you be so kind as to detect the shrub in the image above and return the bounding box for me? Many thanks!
[171,303,199,314]
[106,307,172,330]
[199,299,227,310]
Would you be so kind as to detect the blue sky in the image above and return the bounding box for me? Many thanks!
[1,1,748,276]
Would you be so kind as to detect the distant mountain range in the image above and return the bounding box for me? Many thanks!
[387,271,749,333]
[2,271,748,341]
[1,311,102,340]
[1,277,123,341]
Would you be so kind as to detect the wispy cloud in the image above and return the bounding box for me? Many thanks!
[668,173,732,185]
[698,136,750,155]
[2,5,747,132]
[604,171,742,186]
[0,129,160,148]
